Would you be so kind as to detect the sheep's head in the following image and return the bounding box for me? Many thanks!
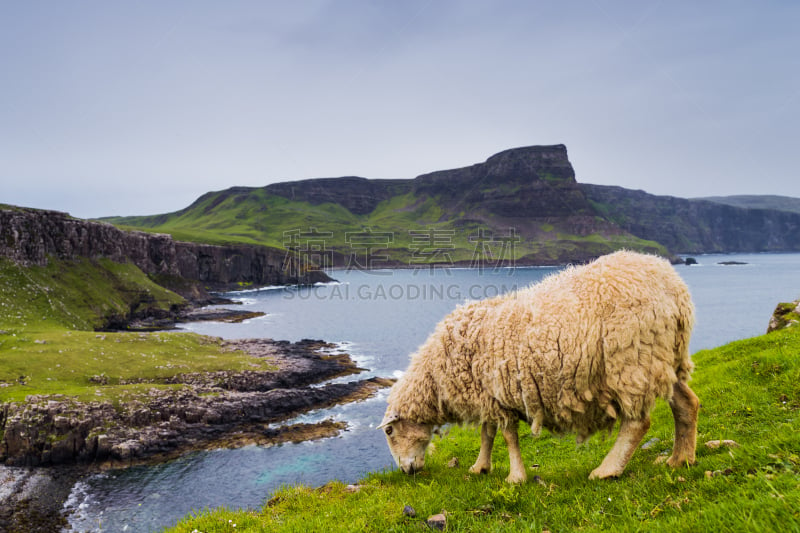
[378,410,433,474]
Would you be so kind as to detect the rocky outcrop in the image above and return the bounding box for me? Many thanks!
[582,184,800,254]
[0,339,390,467]
[264,178,411,216]
[261,145,593,219]
[767,300,800,333]
[413,144,593,218]
[0,207,330,293]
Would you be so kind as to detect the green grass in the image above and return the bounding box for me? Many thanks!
[0,258,274,406]
[168,326,800,532]
[0,257,184,331]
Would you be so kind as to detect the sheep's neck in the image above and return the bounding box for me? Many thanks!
[395,366,443,424]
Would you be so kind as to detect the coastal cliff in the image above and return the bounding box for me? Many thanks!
[582,185,800,254]
[0,206,329,295]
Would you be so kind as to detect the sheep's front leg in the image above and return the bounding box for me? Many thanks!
[469,421,497,475]
[666,381,699,468]
[501,421,527,484]
[589,416,650,480]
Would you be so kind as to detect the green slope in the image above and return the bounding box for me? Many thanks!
[0,258,272,405]
[104,187,668,267]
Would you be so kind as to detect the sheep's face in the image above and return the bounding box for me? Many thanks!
[379,411,433,474]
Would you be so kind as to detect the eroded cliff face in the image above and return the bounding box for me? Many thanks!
[262,144,592,219]
[581,185,800,253]
[412,144,593,218]
[0,206,327,293]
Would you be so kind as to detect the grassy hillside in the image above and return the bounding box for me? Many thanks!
[169,326,800,532]
[0,258,274,405]
[0,257,184,332]
[104,187,668,266]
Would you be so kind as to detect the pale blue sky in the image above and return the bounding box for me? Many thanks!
[1,1,798,218]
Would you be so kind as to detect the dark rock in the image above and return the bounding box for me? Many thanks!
[403,505,417,518]
[684,257,697,265]
[125,307,267,332]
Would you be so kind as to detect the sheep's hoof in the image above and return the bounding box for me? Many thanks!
[589,466,621,480]
[468,464,491,475]
[665,455,696,468]
[505,471,527,484]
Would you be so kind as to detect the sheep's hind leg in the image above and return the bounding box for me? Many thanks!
[501,421,527,484]
[469,422,497,475]
[589,417,650,480]
[666,381,699,468]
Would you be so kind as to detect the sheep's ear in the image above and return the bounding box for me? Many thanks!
[377,410,400,429]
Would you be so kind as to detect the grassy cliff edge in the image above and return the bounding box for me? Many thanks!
[169,326,800,532]
[0,257,274,406]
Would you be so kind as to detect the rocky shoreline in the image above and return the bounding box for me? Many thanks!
[111,298,268,331]
[0,336,393,532]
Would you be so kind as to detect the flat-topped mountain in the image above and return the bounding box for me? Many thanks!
[106,145,662,266]
[104,145,800,265]
[259,145,587,218]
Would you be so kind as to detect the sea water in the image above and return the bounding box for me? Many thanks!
[65,253,800,532]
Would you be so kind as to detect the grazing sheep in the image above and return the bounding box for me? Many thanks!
[379,250,698,483]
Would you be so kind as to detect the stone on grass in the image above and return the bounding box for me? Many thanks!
[641,437,660,449]
[705,439,740,449]
[427,513,446,530]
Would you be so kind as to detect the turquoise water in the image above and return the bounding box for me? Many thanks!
[65,254,800,532]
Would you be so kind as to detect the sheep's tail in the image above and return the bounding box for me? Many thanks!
[674,293,696,383]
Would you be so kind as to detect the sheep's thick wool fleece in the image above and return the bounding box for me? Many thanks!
[389,250,695,440]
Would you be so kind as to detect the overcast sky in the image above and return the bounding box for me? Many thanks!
[1,1,798,219]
